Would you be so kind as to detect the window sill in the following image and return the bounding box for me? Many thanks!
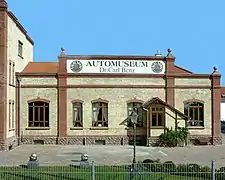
[25,127,50,130]
[188,126,205,130]
[9,129,15,132]
[18,54,24,59]
[9,83,16,87]
[70,127,83,130]
[151,126,165,129]
[125,127,145,130]
[90,127,109,130]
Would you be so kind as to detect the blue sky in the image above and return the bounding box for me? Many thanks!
[7,0,225,84]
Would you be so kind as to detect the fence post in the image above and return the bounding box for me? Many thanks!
[211,160,215,180]
[91,161,95,180]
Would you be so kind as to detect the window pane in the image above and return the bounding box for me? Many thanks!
[189,107,194,120]
[34,122,40,127]
[73,107,78,121]
[45,121,49,127]
[78,108,82,122]
[45,106,49,122]
[40,107,44,121]
[194,108,199,121]
[137,107,143,122]
[34,107,39,121]
[102,107,108,122]
[152,113,157,126]
[97,107,103,122]
[189,121,197,126]
[199,107,204,120]
[127,103,133,116]
[197,121,204,126]
[29,122,34,127]
[185,101,204,127]
[34,101,44,106]
[39,122,44,127]
[158,113,163,126]
[184,103,188,116]
[28,106,33,122]
[92,102,108,127]
[73,102,81,108]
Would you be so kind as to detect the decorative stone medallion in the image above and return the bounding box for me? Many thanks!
[151,61,163,73]
[70,60,83,73]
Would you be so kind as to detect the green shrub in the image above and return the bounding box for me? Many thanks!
[162,161,176,172]
[158,126,189,147]
[141,160,213,179]
[201,166,211,172]
[219,167,225,172]
[215,172,225,180]
[142,159,163,172]
[188,163,201,172]
[143,159,155,164]
[176,164,189,172]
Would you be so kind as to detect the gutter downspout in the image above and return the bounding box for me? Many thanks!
[143,107,149,146]
[17,78,21,145]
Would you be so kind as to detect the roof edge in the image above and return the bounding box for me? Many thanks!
[7,11,34,45]
[174,65,193,74]
[66,55,166,60]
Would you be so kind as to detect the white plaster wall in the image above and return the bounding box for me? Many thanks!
[6,15,34,138]
[7,16,34,73]
[221,102,225,121]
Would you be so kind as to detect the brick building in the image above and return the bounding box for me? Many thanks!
[0,0,223,150]
[0,0,34,150]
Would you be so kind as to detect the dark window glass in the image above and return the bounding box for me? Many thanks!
[28,101,49,127]
[184,101,204,127]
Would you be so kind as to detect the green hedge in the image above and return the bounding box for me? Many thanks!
[142,159,225,180]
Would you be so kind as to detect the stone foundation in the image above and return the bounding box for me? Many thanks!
[147,137,159,146]
[21,135,130,146]
[212,136,222,145]
[147,135,222,147]
[0,135,222,150]
[188,135,212,145]
[188,135,223,145]
[21,136,57,144]
[0,136,18,151]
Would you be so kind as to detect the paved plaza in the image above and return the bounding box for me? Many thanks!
[0,144,225,168]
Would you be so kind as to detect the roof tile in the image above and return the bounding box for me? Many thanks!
[22,62,58,73]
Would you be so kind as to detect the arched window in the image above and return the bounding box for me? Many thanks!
[127,102,146,127]
[72,102,83,127]
[184,101,204,127]
[92,101,108,127]
[28,101,49,127]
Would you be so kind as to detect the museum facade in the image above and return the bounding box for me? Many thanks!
[14,49,221,147]
[0,0,222,150]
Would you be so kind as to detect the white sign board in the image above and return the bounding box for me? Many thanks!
[221,102,225,121]
[67,59,165,74]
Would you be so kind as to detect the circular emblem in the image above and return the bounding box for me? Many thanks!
[151,62,163,73]
[70,60,83,73]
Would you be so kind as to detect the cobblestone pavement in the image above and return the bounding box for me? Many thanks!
[0,145,224,168]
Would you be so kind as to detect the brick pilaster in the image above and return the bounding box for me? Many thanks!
[57,49,67,138]
[211,70,221,143]
[165,49,175,107]
[0,1,8,146]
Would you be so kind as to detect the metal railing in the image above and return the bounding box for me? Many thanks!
[0,161,224,180]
